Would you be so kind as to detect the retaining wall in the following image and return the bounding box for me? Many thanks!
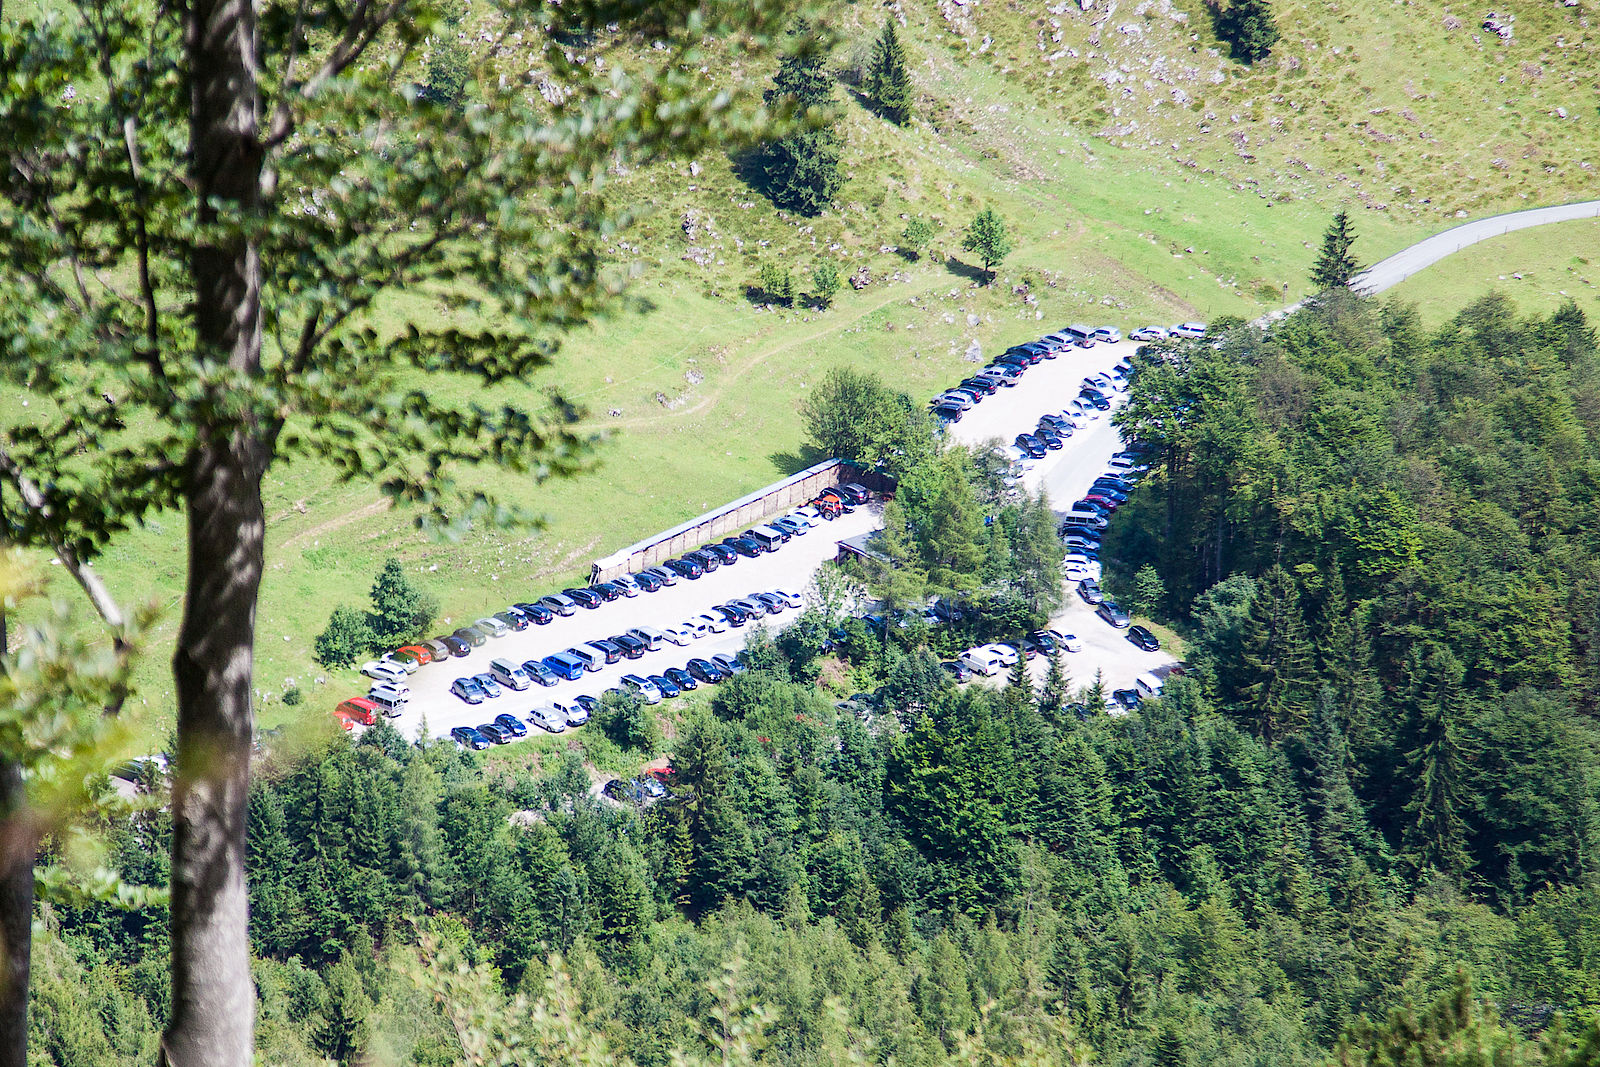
[590,459,894,583]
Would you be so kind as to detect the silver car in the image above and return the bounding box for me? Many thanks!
[529,705,568,733]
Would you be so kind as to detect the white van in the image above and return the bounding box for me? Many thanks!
[366,684,410,717]
[1135,672,1165,700]
[1063,507,1109,530]
[959,646,1006,676]
[628,626,665,652]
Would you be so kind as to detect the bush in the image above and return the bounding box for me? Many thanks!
[594,691,662,753]
[282,686,303,707]
[811,261,841,308]
[314,605,375,669]
[759,262,796,307]
[901,218,935,261]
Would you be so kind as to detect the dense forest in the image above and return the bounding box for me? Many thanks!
[32,295,1600,1066]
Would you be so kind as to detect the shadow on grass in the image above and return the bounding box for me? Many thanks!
[944,256,990,285]
[768,444,827,476]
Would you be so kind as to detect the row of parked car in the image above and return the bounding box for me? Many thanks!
[928,324,1122,425]
[446,650,752,750]
[954,627,1085,677]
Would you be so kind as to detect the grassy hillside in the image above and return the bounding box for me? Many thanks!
[20,0,1596,741]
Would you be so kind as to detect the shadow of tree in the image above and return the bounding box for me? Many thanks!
[768,444,827,476]
[944,256,989,285]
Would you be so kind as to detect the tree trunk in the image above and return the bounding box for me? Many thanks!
[163,0,264,1062]
[0,759,32,1067]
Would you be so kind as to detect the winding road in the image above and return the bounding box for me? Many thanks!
[1350,200,1600,296]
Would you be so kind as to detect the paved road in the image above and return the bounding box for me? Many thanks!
[1350,200,1600,296]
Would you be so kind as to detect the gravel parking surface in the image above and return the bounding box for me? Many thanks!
[383,334,1175,742]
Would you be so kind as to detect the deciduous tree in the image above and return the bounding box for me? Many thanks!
[961,208,1013,285]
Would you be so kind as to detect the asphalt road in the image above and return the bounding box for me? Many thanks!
[379,333,1178,741]
[1350,201,1600,296]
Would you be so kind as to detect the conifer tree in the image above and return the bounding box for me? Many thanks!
[1238,565,1313,744]
[1153,1022,1189,1067]
[866,18,914,125]
[1217,0,1280,63]
[367,557,438,646]
[760,26,844,216]
[1304,689,1378,892]
[1040,650,1071,723]
[1310,208,1362,292]
[1004,650,1033,717]
[1403,648,1473,881]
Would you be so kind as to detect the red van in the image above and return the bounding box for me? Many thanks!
[334,697,380,727]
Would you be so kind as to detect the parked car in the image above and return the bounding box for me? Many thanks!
[471,672,504,698]
[714,603,748,626]
[476,723,509,745]
[421,638,453,661]
[439,635,470,657]
[665,557,704,580]
[642,565,678,587]
[559,586,600,608]
[395,644,434,666]
[1170,321,1207,338]
[608,574,644,597]
[380,650,423,673]
[489,658,533,691]
[571,695,600,721]
[703,542,738,565]
[723,535,763,558]
[1063,556,1100,582]
[729,596,768,618]
[1093,326,1122,344]
[512,660,552,688]
[769,516,808,538]
[751,591,787,614]
[1096,601,1131,628]
[452,677,487,705]
[541,653,587,682]
[711,653,746,677]
[661,625,694,646]
[1111,688,1143,711]
[494,610,529,632]
[1130,325,1168,342]
[649,673,681,699]
[621,674,663,704]
[494,713,529,738]
[1014,434,1046,459]
[361,660,408,684]
[474,615,510,638]
[932,391,975,411]
[664,666,699,692]
[686,658,725,685]
[836,483,872,506]
[941,660,973,682]
[1062,534,1102,554]
[511,601,555,626]
[585,639,624,665]
[685,548,721,573]
[610,633,647,659]
[1025,630,1060,656]
[960,376,999,396]
[585,582,621,602]
[451,726,491,750]
[692,612,729,634]
[537,593,578,617]
[1056,632,1084,653]
[1127,625,1161,652]
[1036,430,1065,451]
[529,705,568,732]
[1078,578,1105,604]
[454,626,489,648]
[631,570,664,592]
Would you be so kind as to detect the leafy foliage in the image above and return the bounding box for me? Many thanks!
[901,217,936,260]
[811,261,841,308]
[961,208,1012,284]
[1215,0,1280,63]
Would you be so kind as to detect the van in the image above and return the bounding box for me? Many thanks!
[958,645,1007,677]
[585,640,623,665]
[1135,672,1165,700]
[1064,324,1096,347]
[628,626,665,653]
[335,697,381,727]
[366,687,409,717]
[565,646,604,673]
[1063,507,1109,529]
[745,525,787,552]
[538,593,578,617]
[542,652,588,681]
[489,658,533,691]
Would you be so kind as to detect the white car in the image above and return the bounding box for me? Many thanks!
[1093,326,1122,344]
[791,505,825,524]
[1055,632,1083,653]
[660,625,693,646]
[1130,325,1168,342]
[361,660,408,684]
[769,588,805,610]
[1170,321,1207,338]
[474,616,510,638]
[1062,555,1102,581]
[529,706,568,733]
[692,612,728,634]
[379,652,420,675]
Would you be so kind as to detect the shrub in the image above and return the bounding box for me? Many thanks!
[901,218,935,261]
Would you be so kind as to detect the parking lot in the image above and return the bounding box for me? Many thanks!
[382,333,1177,740]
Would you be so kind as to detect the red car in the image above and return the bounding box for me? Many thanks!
[1081,492,1121,511]
[335,697,380,728]
[396,644,433,665]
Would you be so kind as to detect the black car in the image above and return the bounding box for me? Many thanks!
[451,726,490,750]
[573,694,601,716]
[649,673,681,698]
[723,536,763,558]
[1111,689,1142,711]
[703,542,738,565]
[1014,435,1046,459]
[686,548,722,572]
[494,713,529,738]
[1037,431,1065,451]
[476,723,510,745]
[588,638,625,664]
[453,626,487,648]
[1078,578,1105,605]
[1039,412,1072,431]
[933,402,965,423]
[941,660,973,682]
[1128,625,1161,652]
[673,556,709,579]
[512,601,555,625]
[961,376,999,396]
[440,635,471,657]
[610,633,647,659]
[1026,630,1059,656]
[714,603,748,626]
[1087,394,1113,411]
[631,570,664,592]
[494,609,529,632]
[563,587,604,609]
[836,483,871,506]
[687,658,725,684]
[595,582,629,602]
[664,666,699,692]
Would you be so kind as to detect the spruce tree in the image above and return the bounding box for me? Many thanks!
[1310,208,1362,292]
[760,28,844,216]
[1304,688,1378,892]
[1403,648,1473,881]
[866,18,914,126]
[1153,1023,1189,1067]
[367,558,438,646]
[1040,650,1070,723]
[1238,564,1313,744]
[1218,0,1280,63]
